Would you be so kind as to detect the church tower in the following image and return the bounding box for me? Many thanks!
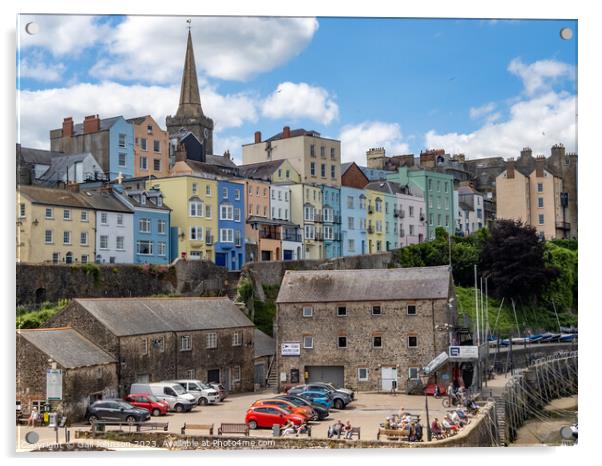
[166,27,214,157]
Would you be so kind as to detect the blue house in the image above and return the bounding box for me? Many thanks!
[108,117,135,180]
[321,185,341,258]
[341,186,368,256]
[216,180,245,271]
[113,185,171,264]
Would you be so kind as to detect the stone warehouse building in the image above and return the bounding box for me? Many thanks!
[17,328,118,421]
[46,297,256,395]
[275,266,456,392]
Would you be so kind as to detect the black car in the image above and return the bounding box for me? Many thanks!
[85,400,151,424]
[276,395,329,420]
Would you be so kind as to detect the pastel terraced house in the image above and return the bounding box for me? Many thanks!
[216,180,245,270]
[148,175,218,261]
[127,115,170,178]
[290,183,323,260]
[17,185,96,264]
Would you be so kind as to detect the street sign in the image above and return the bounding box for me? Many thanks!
[449,345,479,359]
[46,369,63,401]
[423,352,449,375]
[281,342,301,356]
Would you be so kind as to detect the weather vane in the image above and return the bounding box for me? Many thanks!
[186,18,191,31]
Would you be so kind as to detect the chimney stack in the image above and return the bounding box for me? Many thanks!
[62,117,74,137]
[65,182,80,193]
[506,157,515,179]
[551,143,566,159]
[535,155,545,177]
[254,131,262,143]
[175,143,187,163]
[83,114,100,134]
[224,150,231,161]
[282,126,291,139]
[520,147,533,160]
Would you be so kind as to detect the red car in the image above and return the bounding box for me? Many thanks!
[245,406,306,429]
[125,393,169,416]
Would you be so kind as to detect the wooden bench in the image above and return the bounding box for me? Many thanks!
[181,423,214,435]
[218,423,249,436]
[90,420,168,436]
[377,428,409,441]
[346,427,360,440]
[137,422,169,432]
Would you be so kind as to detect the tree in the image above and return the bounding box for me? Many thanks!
[480,219,558,301]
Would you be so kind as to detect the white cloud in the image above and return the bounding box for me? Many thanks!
[508,58,575,96]
[18,15,110,56]
[19,57,65,82]
[469,102,496,119]
[425,91,577,158]
[18,82,259,150]
[91,16,318,82]
[339,121,411,165]
[262,82,339,125]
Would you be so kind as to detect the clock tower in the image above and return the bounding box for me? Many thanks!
[166,27,214,158]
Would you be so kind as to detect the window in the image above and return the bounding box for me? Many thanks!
[80,232,88,246]
[407,304,417,315]
[437,180,441,192]
[157,219,166,234]
[220,228,234,243]
[192,183,198,194]
[372,336,383,348]
[303,336,314,349]
[180,335,191,351]
[189,199,203,217]
[81,255,88,263]
[408,367,419,380]
[232,366,241,382]
[348,239,355,252]
[52,252,59,263]
[118,153,126,167]
[207,333,217,349]
[358,368,369,381]
[375,198,382,212]
[222,187,229,199]
[190,226,203,241]
[310,162,316,176]
[139,218,151,233]
[220,205,234,220]
[538,197,544,208]
[44,230,53,244]
[153,159,161,171]
[304,224,315,240]
[302,306,313,317]
[337,336,347,348]
[235,189,240,200]
[428,179,432,191]
[232,331,242,346]
[537,183,544,193]
[99,235,108,249]
[331,165,336,179]
[372,305,382,315]
[320,146,325,157]
[100,212,108,224]
[444,182,448,193]
[63,209,71,221]
[19,203,26,218]
[136,240,153,255]
[117,214,123,226]
[408,336,418,347]
[43,208,53,219]
[321,164,326,177]
[154,337,164,352]
[348,217,354,230]
[146,124,153,134]
[205,205,211,218]
[337,306,347,317]
[324,225,333,240]
[158,242,166,256]
[119,133,126,148]
[330,147,336,159]
[140,156,148,170]
[153,140,160,153]
[310,145,315,157]
[304,205,314,222]
[429,213,434,226]
[116,236,124,250]
[538,214,545,225]
[62,231,71,245]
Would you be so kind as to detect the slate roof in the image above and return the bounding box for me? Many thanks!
[18,328,116,369]
[365,180,416,196]
[206,154,238,169]
[79,190,133,213]
[38,153,97,183]
[119,189,171,211]
[341,162,353,175]
[254,329,275,358]
[276,266,452,303]
[265,128,322,142]
[18,185,90,208]
[238,160,286,180]
[71,297,254,336]
[18,145,65,166]
[69,116,122,136]
[126,115,149,125]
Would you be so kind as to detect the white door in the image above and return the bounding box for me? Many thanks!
[381,367,398,391]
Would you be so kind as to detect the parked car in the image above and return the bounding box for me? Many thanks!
[245,406,305,430]
[288,385,349,410]
[124,394,169,416]
[251,399,313,420]
[167,380,220,405]
[309,382,355,401]
[85,400,150,424]
[294,390,333,410]
[275,395,329,420]
[208,382,227,401]
[129,383,194,413]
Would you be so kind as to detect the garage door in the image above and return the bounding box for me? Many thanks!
[306,366,345,388]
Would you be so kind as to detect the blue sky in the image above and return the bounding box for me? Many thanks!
[17,15,577,164]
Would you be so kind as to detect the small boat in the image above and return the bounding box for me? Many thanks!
[559,333,577,343]
[511,337,528,345]
[527,334,544,343]
[539,332,561,343]
[499,339,510,346]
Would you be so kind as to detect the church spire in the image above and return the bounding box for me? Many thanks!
[175,28,203,119]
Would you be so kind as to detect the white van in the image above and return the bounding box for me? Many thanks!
[168,380,220,405]
[129,383,195,412]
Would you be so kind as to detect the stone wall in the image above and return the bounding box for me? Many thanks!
[16,259,231,307]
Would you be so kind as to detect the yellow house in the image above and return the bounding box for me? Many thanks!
[365,187,386,253]
[147,175,218,261]
[17,186,96,264]
[289,183,323,259]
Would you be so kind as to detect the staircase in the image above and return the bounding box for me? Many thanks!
[266,359,279,390]
[493,395,507,446]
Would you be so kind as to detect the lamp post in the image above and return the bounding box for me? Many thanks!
[420,372,432,442]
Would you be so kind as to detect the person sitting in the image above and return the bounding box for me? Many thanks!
[455,407,469,421]
[27,408,39,427]
[296,423,309,435]
[465,397,479,414]
[450,410,466,427]
[431,418,443,440]
[442,416,459,436]
[409,422,417,442]
[327,420,344,439]
[281,420,296,436]
[343,421,353,439]
[414,421,423,442]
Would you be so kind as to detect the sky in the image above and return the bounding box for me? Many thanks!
[16,15,578,165]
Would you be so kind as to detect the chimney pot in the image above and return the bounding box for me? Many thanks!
[254,131,262,143]
[62,117,74,137]
[83,114,100,134]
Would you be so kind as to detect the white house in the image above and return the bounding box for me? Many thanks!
[454,186,485,237]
